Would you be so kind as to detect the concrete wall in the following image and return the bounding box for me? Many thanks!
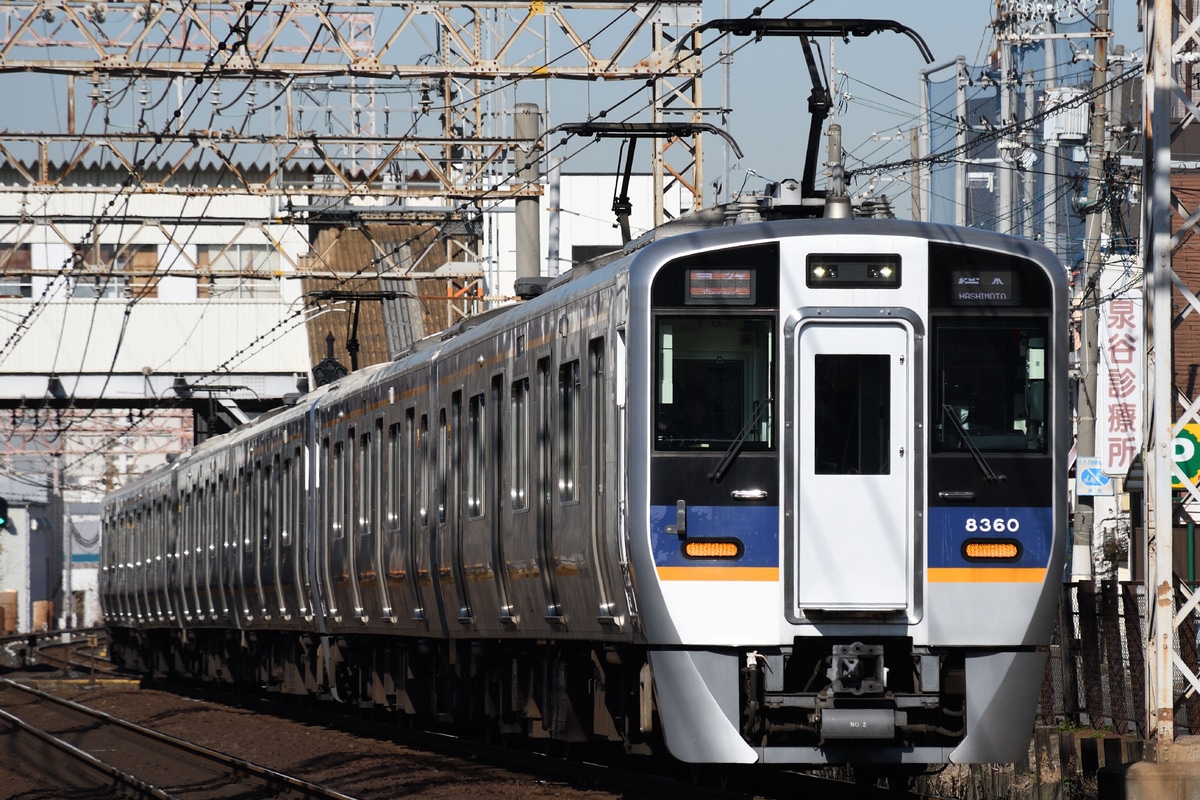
[0,502,61,633]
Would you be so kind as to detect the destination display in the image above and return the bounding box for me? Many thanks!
[685,268,756,305]
[951,269,1019,306]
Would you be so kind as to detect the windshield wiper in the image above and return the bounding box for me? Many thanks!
[709,399,769,482]
[941,404,1006,483]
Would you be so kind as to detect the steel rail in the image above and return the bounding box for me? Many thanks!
[0,678,361,800]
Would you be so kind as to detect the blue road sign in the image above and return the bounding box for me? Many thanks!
[1077,456,1113,496]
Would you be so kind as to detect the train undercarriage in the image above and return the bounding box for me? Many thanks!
[108,626,661,756]
[107,627,972,761]
[738,638,967,752]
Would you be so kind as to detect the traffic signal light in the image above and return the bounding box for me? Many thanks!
[0,498,7,528]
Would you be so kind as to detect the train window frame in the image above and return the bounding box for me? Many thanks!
[930,316,1050,453]
[438,405,451,526]
[467,392,485,519]
[294,445,305,545]
[387,421,402,529]
[331,437,345,540]
[814,353,892,475]
[490,374,504,520]
[239,465,251,552]
[403,410,416,533]
[450,391,463,524]
[281,456,293,548]
[215,474,226,565]
[558,359,580,503]
[417,413,429,529]
[261,458,272,552]
[196,484,206,559]
[357,427,374,537]
[653,313,776,452]
[373,419,383,536]
[511,377,530,512]
[270,455,281,551]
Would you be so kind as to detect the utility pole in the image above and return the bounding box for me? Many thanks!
[1023,69,1036,241]
[998,35,1014,234]
[513,103,542,282]
[1072,0,1112,581]
[1043,14,1060,260]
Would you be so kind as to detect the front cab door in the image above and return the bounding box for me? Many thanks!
[791,319,915,616]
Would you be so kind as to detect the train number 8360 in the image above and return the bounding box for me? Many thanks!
[963,517,1021,533]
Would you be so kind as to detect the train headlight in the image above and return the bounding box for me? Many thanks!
[810,264,837,281]
[962,540,1021,560]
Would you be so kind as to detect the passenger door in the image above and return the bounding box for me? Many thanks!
[792,320,914,615]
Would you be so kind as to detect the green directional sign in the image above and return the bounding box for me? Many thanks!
[1174,424,1200,489]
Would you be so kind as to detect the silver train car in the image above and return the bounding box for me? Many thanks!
[102,215,1067,766]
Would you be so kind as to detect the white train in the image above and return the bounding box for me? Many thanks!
[102,211,1067,767]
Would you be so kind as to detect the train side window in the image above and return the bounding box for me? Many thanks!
[374,420,382,531]
[511,378,529,511]
[239,467,250,551]
[178,489,188,563]
[260,459,271,552]
[558,360,579,501]
[293,445,305,542]
[281,457,292,547]
[418,414,429,528]
[217,474,228,557]
[331,438,345,540]
[195,485,206,555]
[491,375,504,517]
[359,428,373,537]
[438,408,449,525]
[407,409,421,530]
[655,315,774,451]
[468,393,485,518]
[450,392,463,522]
[270,455,281,550]
[387,421,401,528]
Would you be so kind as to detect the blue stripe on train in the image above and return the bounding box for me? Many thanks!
[927,506,1054,568]
[650,504,780,567]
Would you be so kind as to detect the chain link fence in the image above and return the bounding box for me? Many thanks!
[1040,580,1200,739]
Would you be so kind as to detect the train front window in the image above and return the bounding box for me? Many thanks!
[655,316,774,451]
[932,319,1048,452]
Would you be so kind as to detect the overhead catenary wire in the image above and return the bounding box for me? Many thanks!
[5,1,791,480]
[5,1,1126,481]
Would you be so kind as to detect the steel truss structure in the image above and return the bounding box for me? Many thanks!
[1146,0,1200,760]
[0,1,706,217]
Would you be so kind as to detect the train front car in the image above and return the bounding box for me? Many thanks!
[629,218,1066,766]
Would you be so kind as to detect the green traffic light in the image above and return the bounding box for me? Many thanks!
[0,498,7,528]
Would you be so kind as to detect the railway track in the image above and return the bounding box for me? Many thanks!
[4,631,952,800]
[0,677,361,800]
[30,629,122,677]
[162,677,934,800]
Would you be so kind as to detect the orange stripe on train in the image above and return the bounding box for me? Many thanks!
[927,567,1047,583]
[657,566,780,581]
